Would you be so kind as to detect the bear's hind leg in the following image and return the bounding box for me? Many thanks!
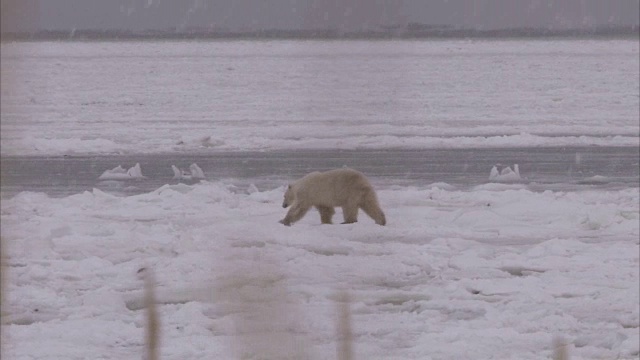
[316,205,335,224]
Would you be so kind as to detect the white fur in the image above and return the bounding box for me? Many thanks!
[280,168,386,226]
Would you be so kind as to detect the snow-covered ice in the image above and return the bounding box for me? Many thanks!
[1,40,638,155]
[1,39,638,359]
[1,182,638,359]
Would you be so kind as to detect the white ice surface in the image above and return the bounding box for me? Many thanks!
[1,40,638,155]
[1,38,638,360]
[1,183,638,359]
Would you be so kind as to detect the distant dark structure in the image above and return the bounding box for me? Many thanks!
[1,0,639,40]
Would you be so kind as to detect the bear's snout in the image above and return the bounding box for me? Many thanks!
[282,202,288,208]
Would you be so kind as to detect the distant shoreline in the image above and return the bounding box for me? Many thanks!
[2,25,638,42]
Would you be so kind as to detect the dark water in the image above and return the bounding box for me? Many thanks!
[1,147,638,198]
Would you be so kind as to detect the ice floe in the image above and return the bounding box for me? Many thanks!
[171,163,206,180]
[490,164,522,182]
[98,163,145,180]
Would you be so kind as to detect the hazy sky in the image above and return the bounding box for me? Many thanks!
[2,0,639,33]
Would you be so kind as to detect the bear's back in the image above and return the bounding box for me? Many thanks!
[313,168,371,192]
[295,168,370,190]
[324,168,369,184]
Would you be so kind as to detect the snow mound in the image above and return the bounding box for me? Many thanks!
[172,163,206,180]
[490,164,522,182]
[98,163,145,180]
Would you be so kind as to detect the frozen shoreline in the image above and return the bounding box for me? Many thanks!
[2,133,639,157]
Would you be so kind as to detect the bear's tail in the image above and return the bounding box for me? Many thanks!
[361,190,386,226]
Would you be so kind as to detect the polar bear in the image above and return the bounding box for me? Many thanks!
[280,168,386,226]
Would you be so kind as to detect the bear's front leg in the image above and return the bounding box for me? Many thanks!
[280,204,309,226]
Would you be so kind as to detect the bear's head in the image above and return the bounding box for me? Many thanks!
[282,184,295,208]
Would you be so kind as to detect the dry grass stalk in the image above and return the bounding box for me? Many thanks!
[1,237,5,360]
[140,267,159,360]
[336,290,353,360]
[552,335,570,360]
[223,270,309,359]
